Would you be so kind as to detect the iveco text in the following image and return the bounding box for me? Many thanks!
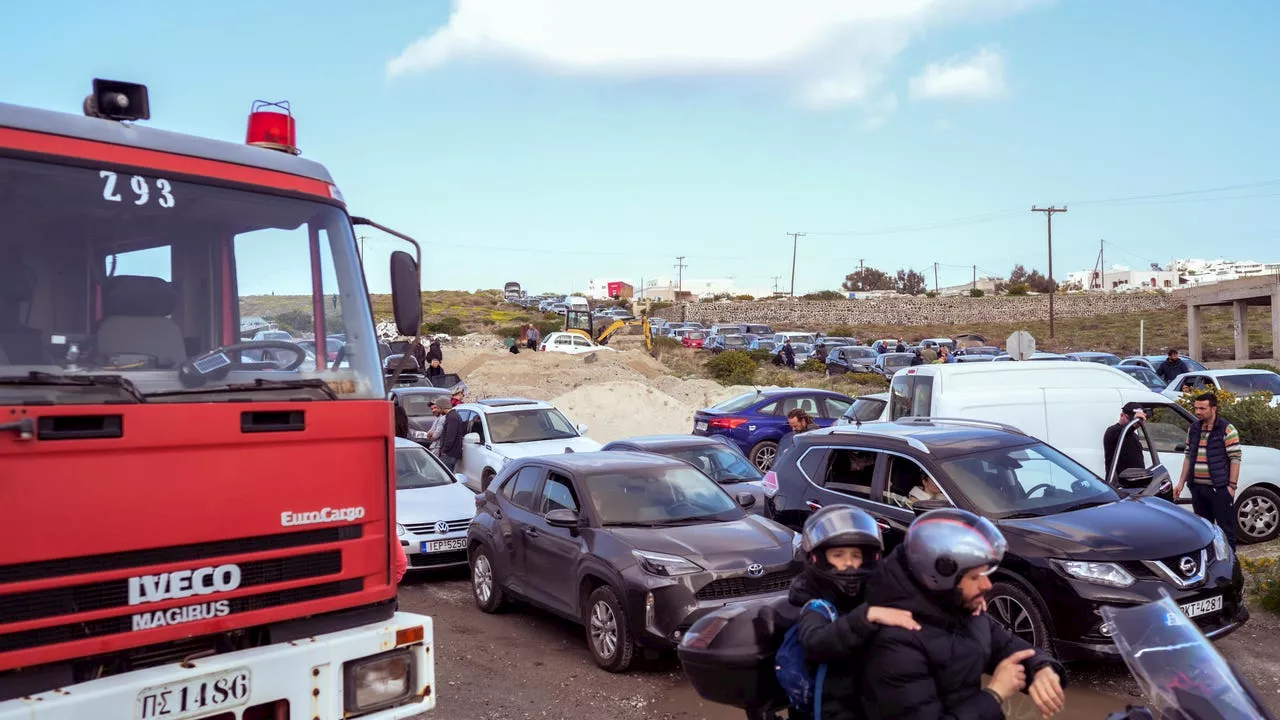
[280,506,366,527]
[127,565,241,606]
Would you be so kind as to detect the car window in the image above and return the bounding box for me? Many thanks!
[572,337,592,347]
[1219,372,1280,396]
[395,446,456,489]
[1144,406,1191,453]
[585,466,742,525]
[540,473,579,514]
[554,335,573,345]
[820,449,878,500]
[845,397,886,422]
[823,397,852,418]
[757,400,781,416]
[465,411,486,443]
[666,445,762,483]
[940,443,1118,517]
[487,408,579,443]
[779,395,819,416]
[507,466,543,510]
[882,455,946,509]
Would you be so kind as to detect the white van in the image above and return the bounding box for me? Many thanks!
[886,361,1280,544]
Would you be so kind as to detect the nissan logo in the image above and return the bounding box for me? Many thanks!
[746,563,765,578]
[1179,556,1197,576]
[435,521,450,535]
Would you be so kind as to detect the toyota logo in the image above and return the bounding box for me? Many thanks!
[434,521,450,535]
[746,563,765,578]
[1179,556,1197,576]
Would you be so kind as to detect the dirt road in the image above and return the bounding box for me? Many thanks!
[401,569,1186,720]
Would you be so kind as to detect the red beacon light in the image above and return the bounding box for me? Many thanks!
[246,100,299,155]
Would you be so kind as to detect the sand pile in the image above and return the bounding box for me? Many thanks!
[551,382,700,443]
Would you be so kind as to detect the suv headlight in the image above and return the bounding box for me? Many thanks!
[1053,560,1135,588]
[633,549,702,577]
[792,532,804,556]
[1212,525,1231,562]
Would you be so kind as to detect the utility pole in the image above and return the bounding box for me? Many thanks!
[357,234,368,263]
[787,232,806,296]
[1031,206,1068,338]
[933,262,940,293]
[972,265,977,293]
[674,256,687,293]
[1099,239,1105,292]
[771,276,782,295]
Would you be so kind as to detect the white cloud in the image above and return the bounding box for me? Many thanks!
[388,1,1039,109]
[909,47,1007,100]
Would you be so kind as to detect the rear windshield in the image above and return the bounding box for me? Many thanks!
[711,392,763,413]
[845,397,887,422]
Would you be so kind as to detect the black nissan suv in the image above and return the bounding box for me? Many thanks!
[761,418,1247,661]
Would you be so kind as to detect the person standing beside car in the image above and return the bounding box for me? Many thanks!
[777,409,820,460]
[1156,348,1190,385]
[1103,402,1147,480]
[434,396,464,472]
[1174,392,1241,549]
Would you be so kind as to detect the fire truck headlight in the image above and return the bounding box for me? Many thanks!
[344,649,415,713]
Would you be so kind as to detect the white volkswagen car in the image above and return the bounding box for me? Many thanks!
[539,331,616,355]
[394,437,476,571]
[452,398,602,490]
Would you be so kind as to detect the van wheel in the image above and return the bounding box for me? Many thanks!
[585,586,636,672]
[481,468,496,491]
[986,582,1049,651]
[749,441,778,471]
[1237,486,1280,544]
[469,544,507,613]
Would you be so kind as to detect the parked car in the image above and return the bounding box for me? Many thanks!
[707,334,751,354]
[749,338,777,353]
[883,362,1280,544]
[394,437,476,570]
[692,389,854,470]
[814,337,858,354]
[872,351,915,377]
[787,342,815,365]
[835,392,891,424]
[993,352,1074,362]
[824,345,879,375]
[390,386,453,444]
[1120,355,1210,374]
[601,435,767,514]
[681,331,707,349]
[1116,364,1168,391]
[773,332,818,346]
[920,337,956,351]
[541,331,617,355]
[743,324,775,336]
[872,339,904,354]
[1066,351,1122,366]
[957,345,1002,358]
[453,398,602,490]
[467,452,802,671]
[1161,369,1280,407]
[296,336,345,363]
[761,419,1247,660]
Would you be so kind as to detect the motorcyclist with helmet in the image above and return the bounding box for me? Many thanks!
[860,508,1068,720]
[788,505,924,720]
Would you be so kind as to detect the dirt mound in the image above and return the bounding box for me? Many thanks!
[551,382,699,443]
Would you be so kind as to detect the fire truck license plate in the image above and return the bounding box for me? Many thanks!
[136,668,250,720]
[424,538,468,553]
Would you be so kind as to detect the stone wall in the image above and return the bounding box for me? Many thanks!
[653,293,1181,328]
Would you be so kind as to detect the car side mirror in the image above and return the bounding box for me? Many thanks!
[576,423,589,435]
[1174,443,1188,453]
[389,250,423,338]
[545,508,581,529]
[736,492,757,509]
[911,499,949,513]
[463,432,480,445]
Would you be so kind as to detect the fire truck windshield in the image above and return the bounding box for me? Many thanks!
[0,154,383,403]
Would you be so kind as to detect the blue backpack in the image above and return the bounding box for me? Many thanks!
[775,598,839,718]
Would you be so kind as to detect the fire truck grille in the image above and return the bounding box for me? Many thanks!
[0,551,343,625]
[0,526,361,585]
[0,579,364,654]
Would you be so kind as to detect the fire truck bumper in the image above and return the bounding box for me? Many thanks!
[0,611,435,720]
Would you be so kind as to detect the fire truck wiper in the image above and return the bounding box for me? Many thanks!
[146,378,338,400]
[0,371,145,403]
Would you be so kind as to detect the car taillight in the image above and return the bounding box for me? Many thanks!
[708,417,748,430]
[762,471,778,497]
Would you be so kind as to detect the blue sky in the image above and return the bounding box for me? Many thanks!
[3,0,1278,296]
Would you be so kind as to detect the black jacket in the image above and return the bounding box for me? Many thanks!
[426,341,443,364]
[1103,422,1145,479]
[438,410,464,460]
[788,569,877,720]
[860,549,1065,720]
[1156,357,1189,384]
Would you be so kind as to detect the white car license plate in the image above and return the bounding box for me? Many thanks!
[1180,595,1223,618]
[695,421,708,432]
[423,538,467,553]
[136,668,250,720]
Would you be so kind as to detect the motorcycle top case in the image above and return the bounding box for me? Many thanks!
[677,595,797,711]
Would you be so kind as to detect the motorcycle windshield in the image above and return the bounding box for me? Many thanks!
[1102,593,1267,720]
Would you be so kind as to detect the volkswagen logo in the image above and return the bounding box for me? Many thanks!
[1179,556,1197,577]
[746,563,765,578]
[434,521,450,535]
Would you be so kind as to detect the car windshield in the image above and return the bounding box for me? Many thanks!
[399,393,442,417]
[1119,366,1166,390]
[1078,353,1120,365]
[845,397,887,422]
[1147,355,1208,372]
[940,442,1119,517]
[711,391,763,413]
[845,346,877,359]
[395,445,456,489]
[882,354,912,369]
[792,343,814,353]
[0,155,381,404]
[487,407,580,443]
[665,445,763,483]
[587,465,743,525]
[686,332,706,340]
[1218,372,1280,396]
[724,336,748,347]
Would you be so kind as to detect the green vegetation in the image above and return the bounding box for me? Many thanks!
[1240,556,1280,615]
[705,350,758,385]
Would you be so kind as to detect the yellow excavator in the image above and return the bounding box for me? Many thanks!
[564,297,653,351]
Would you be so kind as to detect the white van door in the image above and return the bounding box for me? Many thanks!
[1043,387,1126,478]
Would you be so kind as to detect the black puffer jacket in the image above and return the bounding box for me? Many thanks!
[859,548,1065,720]
[788,567,878,720]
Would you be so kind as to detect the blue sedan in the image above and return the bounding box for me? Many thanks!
[691,388,854,471]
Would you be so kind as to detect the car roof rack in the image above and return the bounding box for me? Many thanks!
[892,416,1029,437]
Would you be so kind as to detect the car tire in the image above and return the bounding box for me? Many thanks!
[584,586,636,672]
[986,581,1050,651]
[469,544,507,613]
[1236,485,1280,544]
[481,468,497,491]
[749,441,779,472]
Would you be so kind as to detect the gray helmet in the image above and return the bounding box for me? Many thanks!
[801,505,883,554]
[904,508,1006,592]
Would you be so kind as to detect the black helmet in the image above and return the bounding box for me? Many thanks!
[801,505,883,555]
[904,508,1006,592]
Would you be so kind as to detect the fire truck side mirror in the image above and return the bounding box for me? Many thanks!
[389,250,423,337]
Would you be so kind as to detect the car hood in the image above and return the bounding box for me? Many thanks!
[610,514,794,572]
[496,436,602,458]
[395,482,477,524]
[998,497,1213,561]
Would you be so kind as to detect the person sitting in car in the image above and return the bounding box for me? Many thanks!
[908,475,946,504]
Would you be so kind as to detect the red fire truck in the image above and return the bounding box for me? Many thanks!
[0,80,434,718]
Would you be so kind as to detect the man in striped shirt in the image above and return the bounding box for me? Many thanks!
[1173,392,1242,548]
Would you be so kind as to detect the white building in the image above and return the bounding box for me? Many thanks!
[1065,265,1180,292]
[1173,258,1280,286]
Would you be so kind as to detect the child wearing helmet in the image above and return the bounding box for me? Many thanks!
[788,505,923,720]
[860,508,1067,720]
